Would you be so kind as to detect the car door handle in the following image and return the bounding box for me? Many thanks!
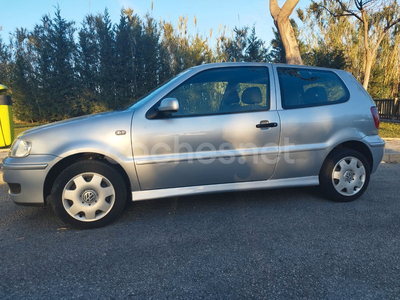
[256,121,278,129]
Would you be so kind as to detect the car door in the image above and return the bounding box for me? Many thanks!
[131,66,280,190]
[272,65,353,180]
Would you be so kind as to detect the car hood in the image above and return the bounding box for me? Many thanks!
[20,111,129,137]
[18,109,135,157]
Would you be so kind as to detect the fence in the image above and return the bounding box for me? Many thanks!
[374,98,400,120]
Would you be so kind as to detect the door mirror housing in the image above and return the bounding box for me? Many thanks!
[158,98,179,113]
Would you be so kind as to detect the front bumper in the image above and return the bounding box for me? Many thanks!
[1,155,59,206]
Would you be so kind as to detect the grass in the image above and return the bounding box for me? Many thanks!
[379,121,400,138]
[9,120,400,142]
[13,122,45,138]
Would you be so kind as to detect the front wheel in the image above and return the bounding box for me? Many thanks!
[51,160,127,228]
[319,149,371,202]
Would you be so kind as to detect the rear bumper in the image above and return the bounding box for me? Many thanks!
[1,155,59,206]
[362,135,385,173]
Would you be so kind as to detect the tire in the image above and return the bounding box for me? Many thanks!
[319,148,370,202]
[51,160,127,229]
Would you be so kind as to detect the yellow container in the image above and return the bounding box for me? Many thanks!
[0,95,14,147]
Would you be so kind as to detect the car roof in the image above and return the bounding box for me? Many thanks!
[189,62,345,73]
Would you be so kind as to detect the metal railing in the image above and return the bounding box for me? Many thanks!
[374,98,400,120]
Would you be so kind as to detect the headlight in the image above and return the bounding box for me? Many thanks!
[9,139,32,158]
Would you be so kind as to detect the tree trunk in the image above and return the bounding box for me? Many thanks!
[363,49,373,90]
[270,0,302,65]
[361,8,371,90]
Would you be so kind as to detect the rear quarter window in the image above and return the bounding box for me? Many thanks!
[278,67,350,109]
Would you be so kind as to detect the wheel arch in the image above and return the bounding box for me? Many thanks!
[322,140,373,174]
[43,153,132,206]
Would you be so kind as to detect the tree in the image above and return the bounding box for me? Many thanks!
[219,26,248,62]
[269,0,303,64]
[95,9,116,110]
[246,26,268,62]
[7,4,355,122]
[30,17,53,121]
[47,8,78,119]
[20,8,78,122]
[9,28,39,121]
[304,48,348,69]
[139,14,166,95]
[114,9,137,108]
[0,36,10,86]
[189,33,212,65]
[76,14,103,114]
[267,27,286,63]
[311,0,400,90]
[268,19,304,63]
[215,26,269,62]
[160,21,180,75]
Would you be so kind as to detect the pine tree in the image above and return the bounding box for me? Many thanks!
[140,14,163,94]
[76,14,103,113]
[47,8,78,119]
[9,28,39,121]
[267,27,285,63]
[0,36,10,86]
[245,26,268,62]
[219,27,248,62]
[114,9,136,108]
[95,9,116,110]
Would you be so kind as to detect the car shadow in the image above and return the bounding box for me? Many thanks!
[1,184,327,231]
[121,185,327,224]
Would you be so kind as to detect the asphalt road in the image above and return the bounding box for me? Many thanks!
[0,163,399,300]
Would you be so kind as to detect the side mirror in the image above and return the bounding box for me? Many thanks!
[158,98,179,113]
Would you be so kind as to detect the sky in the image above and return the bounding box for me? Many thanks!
[0,0,309,47]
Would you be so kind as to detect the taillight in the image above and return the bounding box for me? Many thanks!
[370,106,380,129]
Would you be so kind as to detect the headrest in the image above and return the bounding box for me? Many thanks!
[303,86,328,104]
[222,89,240,105]
[242,87,262,104]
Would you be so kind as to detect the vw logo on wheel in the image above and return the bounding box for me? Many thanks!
[81,190,97,204]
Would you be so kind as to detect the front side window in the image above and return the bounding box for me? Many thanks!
[163,67,270,117]
[278,67,350,109]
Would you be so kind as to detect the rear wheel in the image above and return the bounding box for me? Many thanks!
[319,149,370,202]
[51,160,127,228]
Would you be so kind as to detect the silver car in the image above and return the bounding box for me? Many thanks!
[2,63,385,228]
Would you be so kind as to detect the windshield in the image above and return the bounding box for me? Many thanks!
[127,69,191,110]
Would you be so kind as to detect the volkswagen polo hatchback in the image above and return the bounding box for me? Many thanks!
[2,63,385,228]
